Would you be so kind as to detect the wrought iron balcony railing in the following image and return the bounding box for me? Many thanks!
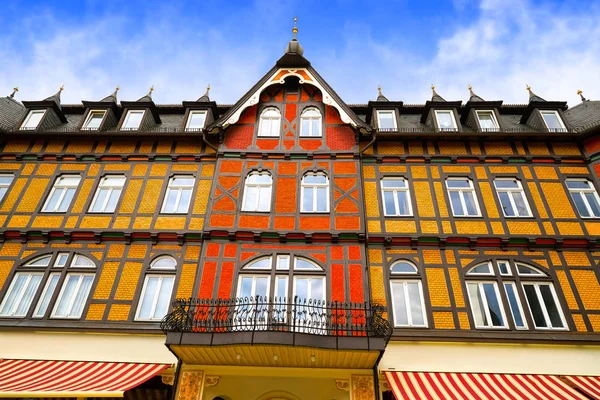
[161,296,392,340]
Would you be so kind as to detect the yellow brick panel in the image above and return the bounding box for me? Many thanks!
[0,260,15,289]
[543,222,555,235]
[108,142,136,154]
[433,182,448,218]
[426,268,450,307]
[119,179,143,213]
[552,143,581,156]
[368,220,382,233]
[127,244,148,259]
[555,270,579,310]
[132,164,148,177]
[176,263,197,298]
[590,315,600,332]
[522,166,533,180]
[156,141,173,154]
[7,215,31,228]
[445,250,456,265]
[88,164,100,176]
[469,142,482,155]
[411,166,428,179]
[408,142,422,155]
[422,250,442,265]
[362,166,375,179]
[540,182,575,218]
[133,217,152,229]
[431,167,440,179]
[79,216,111,229]
[515,142,526,155]
[108,304,131,321]
[155,217,186,230]
[571,270,600,310]
[378,142,405,155]
[534,167,558,180]
[193,180,211,215]
[368,249,383,264]
[572,314,588,332]
[527,142,550,155]
[139,141,153,154]
[65,216,78,229]
[441,220,452,234]
[478,182,499,218]
[113,216,130,229]
[527,183,548,218]
[379,166,407,173]
[31,216,64,228]
[369,266,386,306]
[65,141,93,153]
[86,304,106,320]
[488,166,518,174]
[491,221,505,235]
[93,261,120,299]
[3,141,30,152]
[414,181,435,217]
[556,222,584,236]
[549,251,562,266]
[433,312,455,329]
[171,164,198,172]
[455,221,488,235]
[189,217,204,230]
[138,180,163,213]
[34,164,57,176]
[71,179,95,214]
[176,142,202,154]
[15,178,50,212]
[0,163,21,170]
[438,142,466,155]
[562,252,591,267]
[185,246,201,261]
[559,167,589,175]
[506,221,541,236]
[458,312,470,330]
[442,166,471,173]
[385,220,417,233]
[103,164,131,171]
[484,142,513,155]
[448,268,465,307]
[150,164,168,177]
[107,244,125,259]
[60,164,87,171]
[200,164,215,178]
[114,262,143,300]
[420,220,438,234]
[45,141,65,153]
[364,182,379,218]
[475,166,487,179]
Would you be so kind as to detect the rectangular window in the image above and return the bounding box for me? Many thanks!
[242,173,272,212]
[467,282,506,328]
[301,174,329,213]
[566,179,600,218]
[82,110,106,130]
[121,110,145,130]
[390,280,427,327]
[377,110,397,130]
[434,110,457,130]
[20,110,46,130]
[381,178,412,216]
[32,273,61,318]
[51,273,95,319]
[89,175,126,213]
[522,283,566,329]
[185,110,207,131]
[0,174,14,202]
[540,110,566,131]
[476,110,499,130]
[0,272,43,317]
[42,175,81,212]
[161,176,195,214]
[504,282,527,329]
[135,275,175,321]
[446,178,481,217]
[494,179,532,217]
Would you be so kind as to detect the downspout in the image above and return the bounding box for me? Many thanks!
[373,364,382,400]
[359,131,377,155]
[170,354,183,400]
[202,130,219,153]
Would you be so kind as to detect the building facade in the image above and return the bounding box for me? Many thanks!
[0,27,600,400]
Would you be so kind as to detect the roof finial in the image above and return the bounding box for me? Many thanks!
[9,86,18,98]
[526,84,531,92]
[378,85,382,96]
[292,16,298,40]
[376,85,389,102]
[59,85,64,92]
[577,89,587,102]
[198,84,211,102]
[116,85,120,92]
[149,85,154,93]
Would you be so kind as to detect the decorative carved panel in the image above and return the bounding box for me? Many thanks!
[351,374,375,400]
[176,370,204,400]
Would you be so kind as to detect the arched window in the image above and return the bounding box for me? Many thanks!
[389,260,426,328]
[0,253,96,319]
[300,107,322,137]
[258,107,281,137]
[135,256,177,321]
[242,172,272,212]
[465,260,566,330]
[301,172,329,213]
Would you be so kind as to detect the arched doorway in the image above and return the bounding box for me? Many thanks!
[255,390,301,400]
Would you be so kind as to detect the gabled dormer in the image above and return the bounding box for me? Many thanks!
[80,87,121,131]
[520,85,569,132]
[118,87,161,131]
[421,85,462,132]
[0,87,26,131]
[181,85,218,132]
[461,86,503,132]
[20,86,67,131]
[366,86,403,132]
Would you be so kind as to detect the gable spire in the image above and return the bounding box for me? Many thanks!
[376,85,389,102]
[526,84,546,102]
[468,85,485,102]
[284,16,304,56]
[43,85,63,107]
[198,84,211,102]
[431,84,446,102]
[9,86,18,98]
[577,89,587,102]
[100,86,119,103]
[137,86,154,102]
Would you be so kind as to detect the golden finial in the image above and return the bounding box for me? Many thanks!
[431,84,435,90]
[206,84,211,93]
[9,86,18,98]
[292,16,298,39]
[378,85,382,96]
[526,84,531,92]
[578,89,587,102]
[468,84,472,91]
[59,85,64,91]
[149,85,154,93]
[116,85,120,92]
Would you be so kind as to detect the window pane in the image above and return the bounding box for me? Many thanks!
[43,189,63,212]
[383,191,396,215]
[187,112,206,129]
[498,261,510,275]
[301,119,310,136]
[512,192,529,216]
[303,187,314,211]
[295,278,309,302]
[391,282,408,326]
[495,180,519,189]
[517,264,542,275]
[154,277,175,319]
[15,275,42,316]
[504,283,525,328]
[539,285,563,328]
[477,112,497,129]
[177,189,192,213]
[239,276,254,298]
[570,193,590,217]
[396,191,409,215]
[34,274,60,318]
[138,277,159,319]
[463,191,478,216]
[275,276,288,300]
[316,187,327,212]
[303,175,327,184]
[90,188,110,212]
[0,274,30,315]
[152,257,177,270]
[0,187,7,201]
[245,257,271,270]
[566,180,590,189]
[295,258,320,271]
[482,283,504,327]
[163,189,179,213]
[382,179,406,188]
[469,263,491,275]
[524,284,547,327]
[23,111,45,129]
[585,193,600,217]
[85,112,105,129]
[468,283,488,327]
[542,113,563,129]
[70,275,93,317]
[436,112,455,129]
[255,277,268,298]
[55,253,69,267]
[173,177,195,186]
[123,111,143,129]
[0,175,14,185]
[378,112,396,129]
[276,256,290,271]
[243,186,258,211]
[311,119,320,136]
[447,179,470,188]
[391,262,416,274]
[257,186,271,211]
[104,188,122,212]
[406,282,424,326]
[27,256,51,267]
[57,188,76,212]
[499,192,515,216]
[54,275,79,317]
[311,278,324,301]
[449,191,464,215]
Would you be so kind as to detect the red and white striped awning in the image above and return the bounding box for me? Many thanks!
[384,371,593,400]
[0,359,168,398]
[564,376,600,399]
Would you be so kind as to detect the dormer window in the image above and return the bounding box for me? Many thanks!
[121,110,145,130]
[434,110,457,131]
[185,110,207,131]
[540,110,566,132]
[20,110,46,130]
[82,110,106,130]
[475,110,499,130]
[258,107,281,137]
[300,107,322,137]
[377,110,397,130]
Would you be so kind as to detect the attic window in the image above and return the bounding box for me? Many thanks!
[121,110,145,130]
[434,110,457,131]
[475,110,499,130]
[20,110,46,130]
[540,111,566,132]
[185,110,207,131]
[377,110,397,130]
[82,110,106,130]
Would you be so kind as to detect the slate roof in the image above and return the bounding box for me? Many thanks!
[0,95,26,130]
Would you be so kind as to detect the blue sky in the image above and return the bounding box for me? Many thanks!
[1,0,599,106]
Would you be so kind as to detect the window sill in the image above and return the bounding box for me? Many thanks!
[383,214,415,218]
[451,215,483,218]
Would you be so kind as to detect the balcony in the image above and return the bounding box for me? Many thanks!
[161,297,392,368]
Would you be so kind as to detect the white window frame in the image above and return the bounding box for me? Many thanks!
[566,179,600,218]
[89,175,126,213]
[185,110,207,131]
[161,175,195,214]
[20,109,46,130]
[381,178,412,216]
[540,110,566,131]
[300,173,330,213]
[135,275,175,321]
[0,174,14,202]
[446,178,481,217]
[0,272,44,317]
[32,272,61,318]
[475,110,499,130]
[503,281,528,330]
[434,110,458,131]
[376,110,397,131]
[494,178,532,218]
[467,262,494,276]
[50,273,95,319]
[466,281,508,329]
[41,175,81,213]
[241,172,272,212]
[258,107,281,137]
[389,280,427,328]
[522,282,567,330]
[82,110,107,130]
[497,260,511,276]
[299,107,322,137]
[236,275,271,299]
[121,110,145,130]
